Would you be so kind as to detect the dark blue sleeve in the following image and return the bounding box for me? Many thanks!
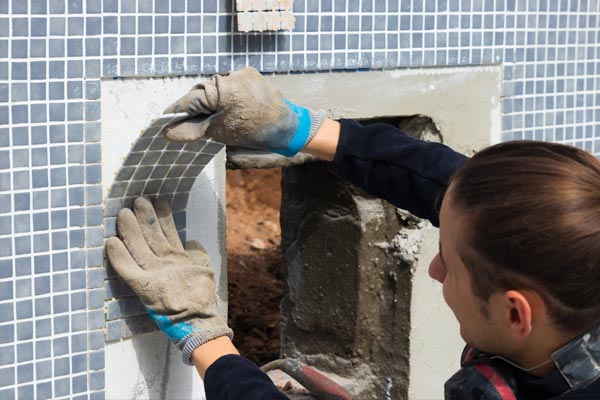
[329,119,468,227]
[204,354,288,400]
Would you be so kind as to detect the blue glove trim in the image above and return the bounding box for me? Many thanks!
[271,99,312,157]
[148,308,197,343]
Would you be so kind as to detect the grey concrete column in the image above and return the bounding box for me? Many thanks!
[280,163,415,399]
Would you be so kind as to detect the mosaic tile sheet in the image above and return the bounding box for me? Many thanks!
[102,113,224,341]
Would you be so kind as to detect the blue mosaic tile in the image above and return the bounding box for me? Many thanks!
[71,312,87,333]
[66,333,84,355]
[35,297,52,317]
[0,239,13,257]
[87,245,104,268]
[34,339,52,360]
[0,128,8,147]
[66,60,83,79]
[0,366,14,386]
[72,354,87,374]
[0,260,13,279]
[0,345,15,366]
[88,288,104,310]
[70,209,84,227]
[73,374,87,394]
[0,388,14,400]
[18,385,34,400]
[107,320,122,345]
[0,280,13,301]
[90,370,104,390]
[50,338,69,359]
[34,317,52,338]
[48,39,66,61]
[0,303,13,323]
[16,299,33,320]
[0,150,8,169]
[51,377,70,398]
[89,350,104,370]
[54,357,70,377]
[15,277,31,297]
[88,330,103,351]
[52,272,68,292]
[50,315,67,337]
[37,381,52,400]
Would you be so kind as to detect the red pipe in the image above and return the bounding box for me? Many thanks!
[261,358,354,400]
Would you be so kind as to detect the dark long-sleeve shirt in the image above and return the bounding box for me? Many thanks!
[329,119,467,226]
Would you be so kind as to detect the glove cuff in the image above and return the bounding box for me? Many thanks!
[305,108,327,147]
[272,100,326,157]
[178,326,235,365]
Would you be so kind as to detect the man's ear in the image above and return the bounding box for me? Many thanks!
[503,290,535,340]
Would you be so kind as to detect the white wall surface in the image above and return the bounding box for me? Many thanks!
[102,76,226,400]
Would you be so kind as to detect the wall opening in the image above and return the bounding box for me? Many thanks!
[99,67,499,399]
[226,168,284,366]
[226,114,442,398]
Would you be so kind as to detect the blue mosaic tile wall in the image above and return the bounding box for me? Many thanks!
[1,0,600,398]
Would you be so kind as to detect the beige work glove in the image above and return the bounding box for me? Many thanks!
[162,67,326,157]
[106,197,233,364]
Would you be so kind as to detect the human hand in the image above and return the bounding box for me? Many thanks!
[162,67,326,157]
[106,197,233,364]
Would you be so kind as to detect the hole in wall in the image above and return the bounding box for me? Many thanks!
[226,114,441,367]
[226,168,284,365]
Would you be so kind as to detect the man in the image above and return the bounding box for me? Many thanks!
[107,68,600,399]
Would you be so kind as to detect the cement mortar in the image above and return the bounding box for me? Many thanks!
[225,147,319,169]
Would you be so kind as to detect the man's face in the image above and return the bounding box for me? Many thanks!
[428,190,507,354]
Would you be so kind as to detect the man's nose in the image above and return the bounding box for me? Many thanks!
[428,253,446,283]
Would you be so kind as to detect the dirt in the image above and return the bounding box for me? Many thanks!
[226,168,285,366]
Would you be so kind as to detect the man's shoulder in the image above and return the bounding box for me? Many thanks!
[550,377,600,399]
[445,345,600,400]
[445,347,519,400]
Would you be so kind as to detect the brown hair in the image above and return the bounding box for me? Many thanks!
[449,141,600,334]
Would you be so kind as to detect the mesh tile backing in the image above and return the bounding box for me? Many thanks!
[102,113,224,341]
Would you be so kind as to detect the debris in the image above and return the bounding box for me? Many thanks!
[250,238,267,250]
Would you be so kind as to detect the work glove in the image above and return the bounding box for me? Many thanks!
[162,67,326,157]
[106,196,233,364]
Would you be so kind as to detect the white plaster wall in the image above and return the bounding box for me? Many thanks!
[102,77,227,400]
[271,67,501,399]
[186,150,228,315]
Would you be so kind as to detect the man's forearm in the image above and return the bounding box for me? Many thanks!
[199,341,289,400]
[304,118,341,161]
[191,336,240,379]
